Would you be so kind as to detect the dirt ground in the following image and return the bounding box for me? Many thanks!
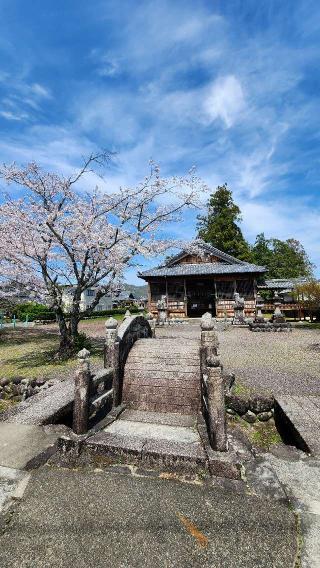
[82,319,320,396]
[218,326,320,396]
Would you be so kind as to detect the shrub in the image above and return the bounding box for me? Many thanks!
[73,332,92,352]
[13,302,56,322]
[79,306,141,319]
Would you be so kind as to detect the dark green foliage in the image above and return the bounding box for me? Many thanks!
[80,307,140,319]
[13,302,56,321]
[73,332,92,352]
[197,184,252,261]
[252,234,314,278]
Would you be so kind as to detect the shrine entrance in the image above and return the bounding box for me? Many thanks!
[186,279,216,317]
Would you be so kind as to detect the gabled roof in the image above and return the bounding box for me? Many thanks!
[139,262,266,279]
[259,278,309,290]
[166,242,246,267]
[139,242,266,280]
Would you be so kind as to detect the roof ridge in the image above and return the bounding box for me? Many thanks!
[165,241,245,267]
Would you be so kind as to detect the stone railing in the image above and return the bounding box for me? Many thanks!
[73,349,114,435]
[112,314,152,406]
[199,313,227,451]
[73,314,152,434]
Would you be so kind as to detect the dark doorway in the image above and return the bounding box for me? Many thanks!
[186,280,216,317]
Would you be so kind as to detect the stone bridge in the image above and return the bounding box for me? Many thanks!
[68,314,234,476]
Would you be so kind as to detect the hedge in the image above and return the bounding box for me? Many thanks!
[80,307,141,318]
[13,303,142,322]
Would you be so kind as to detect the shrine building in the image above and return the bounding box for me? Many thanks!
[138,242,266,318]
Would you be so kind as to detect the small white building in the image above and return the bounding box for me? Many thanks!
[62,287,113,313]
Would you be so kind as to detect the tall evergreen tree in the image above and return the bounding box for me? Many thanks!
[197,184,252,261]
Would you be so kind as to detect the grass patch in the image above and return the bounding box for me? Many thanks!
[0,399,17,413]
[228,415,282,450]
[82,314,125,323]
[249,421,282,450]
[232,382,252,397]
[0,328,102,381]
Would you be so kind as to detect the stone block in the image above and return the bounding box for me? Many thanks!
[225,394,249,416]
[207,448,242,480]
[249,395,274,414]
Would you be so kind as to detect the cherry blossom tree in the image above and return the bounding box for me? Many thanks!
[0,152,207,355]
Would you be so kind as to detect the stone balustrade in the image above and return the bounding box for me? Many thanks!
[73,314,152,434]
[200,312,227,452]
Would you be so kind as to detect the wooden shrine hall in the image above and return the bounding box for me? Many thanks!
[139,242,266,318]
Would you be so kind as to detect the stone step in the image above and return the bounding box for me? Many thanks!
[120,409,197,427]
[85,420,207,473]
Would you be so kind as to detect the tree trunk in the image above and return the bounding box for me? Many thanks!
[56,309,73,356]
[55,291,81,357]
[69,312,80,342]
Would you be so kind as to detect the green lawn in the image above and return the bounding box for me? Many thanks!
[0,328,102,380]
[81,314,125,323]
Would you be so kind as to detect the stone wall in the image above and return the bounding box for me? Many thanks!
[225,393,274,423]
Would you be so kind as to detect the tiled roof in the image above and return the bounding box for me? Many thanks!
[259,278,309,289]
[139,262,266,279]
[167,242,245,266]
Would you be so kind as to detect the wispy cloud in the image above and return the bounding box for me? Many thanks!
[0,0,319,276]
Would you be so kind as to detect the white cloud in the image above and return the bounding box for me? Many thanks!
[30,83,51,99]
[203,75,245,128]
[89,49,120,77]
[0,109,28,121]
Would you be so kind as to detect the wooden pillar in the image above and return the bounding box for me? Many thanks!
[147,282,152,312]
[165,277,169,317]
[213,280,218,317]
[73,348,91,435]
[184,278,188,317]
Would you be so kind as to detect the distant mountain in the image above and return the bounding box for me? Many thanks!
[123,283,148,299]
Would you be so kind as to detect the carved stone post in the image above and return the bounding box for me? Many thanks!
[73,348,91,435]
[104,317,118,368]
[112,339,121,406]
[146,312,156,338]
[200,312,218,373]
[206,355,227,451]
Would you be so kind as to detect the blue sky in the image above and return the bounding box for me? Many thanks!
[0,0,320,284]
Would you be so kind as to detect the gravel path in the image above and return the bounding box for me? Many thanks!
[41,319,320,396]
[218,327,320,396]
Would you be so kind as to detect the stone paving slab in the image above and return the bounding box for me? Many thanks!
[267,452,320,568]
[106,419,200,443]
[275,396,320,456]
[0,467,297,568]
[121,409,197,427]
[0,466,31,514]
[0,378,74,425]
[86,410,207,472]
[0,423,61,469]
